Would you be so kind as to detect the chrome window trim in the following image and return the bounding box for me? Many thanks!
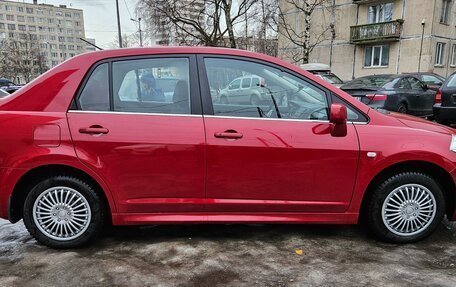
[203,115,330,123]
[67,110,369,124]
[67,110,203,118]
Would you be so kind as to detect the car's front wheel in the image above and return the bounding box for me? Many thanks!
[23,175,106,248]
[367,172,445,243]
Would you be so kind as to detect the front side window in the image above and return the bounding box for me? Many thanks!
[113,58,190,114]
[368,3,393,23]
[364,45,389,67]
[435,42,446,65]
[78,63,109,111]
[204,58,328,121]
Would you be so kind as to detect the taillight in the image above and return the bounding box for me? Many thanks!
[366,94,387,101]
[435,89,442,104]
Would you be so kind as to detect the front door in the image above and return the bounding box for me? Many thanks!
[67,56,205,214]
[199,56,360,213]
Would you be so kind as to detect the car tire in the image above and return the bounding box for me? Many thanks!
[366,172,445,243]
[23,175,106,249]
[250,95,260,106]
[220,96,229,104]
[397,103,407,114]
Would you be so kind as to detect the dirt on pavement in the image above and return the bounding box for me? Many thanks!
[0,218,455,287]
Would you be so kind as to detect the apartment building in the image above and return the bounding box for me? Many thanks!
[0,0,86,69]
[278,0,456,81]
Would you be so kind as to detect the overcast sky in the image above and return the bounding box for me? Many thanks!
[18,0,140,48]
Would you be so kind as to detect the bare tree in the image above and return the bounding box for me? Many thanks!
[137,0,258,48]
[0,34,47,83]
[277,0,333,64]
[110,33,140,48]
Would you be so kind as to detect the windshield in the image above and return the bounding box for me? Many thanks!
[322,74,343,84]
[343,76,392,88]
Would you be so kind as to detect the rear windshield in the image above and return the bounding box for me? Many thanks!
[343,76,391,88]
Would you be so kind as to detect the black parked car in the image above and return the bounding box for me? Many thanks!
[434,73,456,125]
[405,72,445,91]
[341,74,436,117]
[0,78,22,94]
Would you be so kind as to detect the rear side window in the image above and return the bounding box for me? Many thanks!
[422,75,442,85]
[78,63,109,111]
[112,58,190,114]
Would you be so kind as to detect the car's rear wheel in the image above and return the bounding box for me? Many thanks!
[367,172,445,243]
[397,102,407,114]
[23,175,106,249]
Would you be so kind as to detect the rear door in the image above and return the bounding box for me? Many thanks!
[67,55,206,214]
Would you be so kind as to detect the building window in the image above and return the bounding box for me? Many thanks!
[5,6,12,12]
[451,44,456,66]
[364,45,390,67]
[0,23,5,29]
[28,25,36,32]
[18,25,25,31]
[7,24,15,30]
[65,12,72,18]
[27,16,35,22]
[435,42,446,65]
[48,18,54,24]
[6,15,14,21]
[17,6,24,13]
[440,0,452,24]
[17,15,25,22]
[48,27,55,33]
[56,11,63,17]
[368,3,393,23]
[26,7,33,14]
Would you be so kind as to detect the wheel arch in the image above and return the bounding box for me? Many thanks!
[9,164,113,224]
[359,160,455,223]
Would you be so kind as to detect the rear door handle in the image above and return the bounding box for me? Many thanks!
[214,130,243,139]
[79,126,109,135]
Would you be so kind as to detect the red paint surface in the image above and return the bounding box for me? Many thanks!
[0,47,454,224]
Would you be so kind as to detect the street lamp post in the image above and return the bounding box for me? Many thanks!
[418,19,426,72]
[116,0,123,48]
[131,18,143,47]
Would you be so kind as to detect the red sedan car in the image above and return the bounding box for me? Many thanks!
[0,47,455,248]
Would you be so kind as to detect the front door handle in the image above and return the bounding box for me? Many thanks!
[79,126,109,135]
[214,130,243,139]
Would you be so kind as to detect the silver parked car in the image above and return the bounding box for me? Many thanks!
[219,75,279,105]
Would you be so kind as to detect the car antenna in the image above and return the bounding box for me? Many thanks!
[79,38,104,51]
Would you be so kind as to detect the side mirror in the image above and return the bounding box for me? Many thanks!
[423,84,429,90]
[329,103,347,137]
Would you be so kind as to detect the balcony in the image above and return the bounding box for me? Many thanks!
[350,19,404,44]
